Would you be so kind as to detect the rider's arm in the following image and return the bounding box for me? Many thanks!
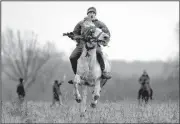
[138,77,142,84]
[97,21,111,37]
[72,21,83,41]
[146,75,150,83]
[73,21,82,35]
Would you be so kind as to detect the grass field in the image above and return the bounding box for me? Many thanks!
[2,99,179,123]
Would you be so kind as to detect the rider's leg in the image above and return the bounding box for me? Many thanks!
[96,47,111,79]
[68,43,83,84]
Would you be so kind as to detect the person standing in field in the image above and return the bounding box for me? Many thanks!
[51,80,64,107]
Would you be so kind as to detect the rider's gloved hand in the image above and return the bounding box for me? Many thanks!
[101,40,109,47]
[102,42,108,46]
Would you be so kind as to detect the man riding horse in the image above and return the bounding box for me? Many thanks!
[63,7,111,116]
[68,7,111,84]
[138,70,153,103]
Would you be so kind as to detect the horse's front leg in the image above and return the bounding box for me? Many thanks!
[145,96,149,104]
[73,74,82,103]
[80,85,87,117]
[138,90,141,106]
[91,79,101,108]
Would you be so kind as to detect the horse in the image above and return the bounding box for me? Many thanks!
[71,19,111,117]
[138,82,153,105]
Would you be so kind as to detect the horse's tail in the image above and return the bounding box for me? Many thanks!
[150,88,153,100]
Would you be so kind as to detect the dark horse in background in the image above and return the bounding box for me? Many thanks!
[138,82,153,105]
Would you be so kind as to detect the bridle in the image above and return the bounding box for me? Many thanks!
[83,27,104,50]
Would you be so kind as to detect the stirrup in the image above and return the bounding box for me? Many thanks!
[101,72,112,79]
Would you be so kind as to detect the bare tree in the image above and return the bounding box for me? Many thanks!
[174,21,179,80]
[162,22,179,82]
[175,21,179,44]
[1,28,55,92]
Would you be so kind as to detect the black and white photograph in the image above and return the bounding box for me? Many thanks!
[1,1,179,123]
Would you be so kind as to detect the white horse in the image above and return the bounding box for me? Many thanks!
[72,19,111,116]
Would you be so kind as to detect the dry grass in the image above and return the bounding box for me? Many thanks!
[2,99,179,123]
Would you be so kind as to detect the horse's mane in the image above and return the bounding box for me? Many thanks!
[81,27,95,40]
[81,19,96,41]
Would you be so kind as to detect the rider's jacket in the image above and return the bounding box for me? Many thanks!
[73,18,111,44]
[139,74,150,85]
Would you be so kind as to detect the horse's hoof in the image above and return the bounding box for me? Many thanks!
[76,98,82,103]
[90,103,96,108]
[94,95,99,100]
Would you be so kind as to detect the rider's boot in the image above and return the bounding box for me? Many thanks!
[68,60,77,84]
[97,50,112,79]
[102,71,112,79]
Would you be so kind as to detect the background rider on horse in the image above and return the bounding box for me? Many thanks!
[139,70,151,89]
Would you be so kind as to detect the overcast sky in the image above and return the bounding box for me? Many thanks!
[2,1,179,62]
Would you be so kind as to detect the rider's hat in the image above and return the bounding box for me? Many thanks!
[143,70,147,75]
[87,7,96,15]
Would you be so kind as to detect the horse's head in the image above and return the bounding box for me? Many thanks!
[81,19,110,50]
